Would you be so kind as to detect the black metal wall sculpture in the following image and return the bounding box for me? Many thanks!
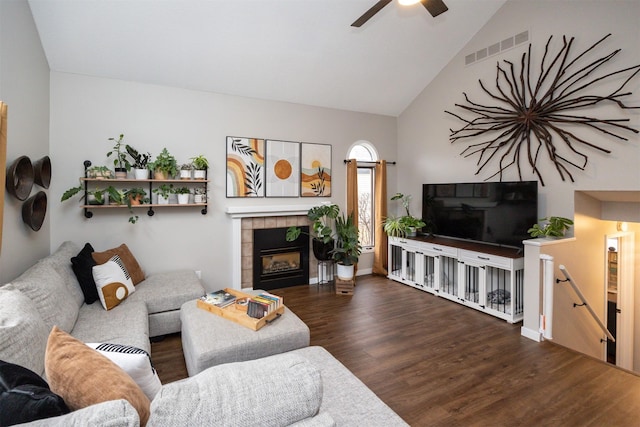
[445,34,639,186]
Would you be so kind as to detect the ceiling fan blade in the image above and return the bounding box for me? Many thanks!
[351,0,393,27]
[421,0,448,17]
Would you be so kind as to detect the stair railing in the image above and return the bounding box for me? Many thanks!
[557,264,615,342]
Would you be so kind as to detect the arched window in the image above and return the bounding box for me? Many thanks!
[348,142,378,249]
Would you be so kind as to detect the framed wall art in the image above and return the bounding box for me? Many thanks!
[265,140,300,198]
[226,136,265,198]
[300,142,331,197]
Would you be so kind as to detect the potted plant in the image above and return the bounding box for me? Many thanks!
[107,186,125,205]
[153,183,173,204]
[106,134,132,179]
[126,145,151,179]
[179,163,193,180]
[383,193,426,238]
[86,165,114,180]
[173,186,191,204]
[528,216,574,238]
[286,203,340,261]
[190,155,209,179]
[124,187,148,206]
[193,187,207,204]
[149,148,178,180]
[61,185,105,205]
[61,184,121,206]
[332,213,362,280]
[61,183,144,224]
[123,188,148,224]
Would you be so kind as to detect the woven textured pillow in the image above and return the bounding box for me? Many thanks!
[92,255,135,310]
[45,326,150,426]
[92,244,145,285]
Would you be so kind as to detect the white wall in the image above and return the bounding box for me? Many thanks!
[399,0,640,370]
[398,0,639,220]
[49,73,397,291]
[0,0,50,282]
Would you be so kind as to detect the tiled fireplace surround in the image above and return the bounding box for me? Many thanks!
[226,205,320,290]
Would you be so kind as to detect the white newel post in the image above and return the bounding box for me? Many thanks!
[540,254,555,340]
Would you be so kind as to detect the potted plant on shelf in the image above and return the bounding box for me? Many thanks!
[528,216,574,238]
[106,134,132,179]
[153,183,173,204]
[61,184,122,205]
[86,165,114,180]
[126,145,151,180]
[149,148,178,180]
[382,192,426,238]
[61,185,104,205]
[285,203,340,261]
[173,186,191,204]
[123,188,148,224]
[190,155,209,180]
[107,187,125,205]
[331,213,362,280]
[193,187,207,204]
[124,187,148,206]
[179,163,193,180]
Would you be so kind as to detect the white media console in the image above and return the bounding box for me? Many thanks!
[388,236,524,323]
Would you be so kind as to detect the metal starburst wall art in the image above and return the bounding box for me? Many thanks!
[445,34,639,186]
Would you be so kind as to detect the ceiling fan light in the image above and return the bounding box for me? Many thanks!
[398,0,421,6]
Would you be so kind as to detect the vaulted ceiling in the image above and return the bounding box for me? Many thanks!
[28,0,506,117]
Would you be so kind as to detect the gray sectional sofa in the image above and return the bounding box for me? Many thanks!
[0,241,407,426]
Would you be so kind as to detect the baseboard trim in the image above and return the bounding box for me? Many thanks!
[521,326,542,342]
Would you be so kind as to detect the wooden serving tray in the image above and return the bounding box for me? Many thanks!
[196,288,284,331]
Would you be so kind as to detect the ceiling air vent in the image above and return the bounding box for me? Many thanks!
[464,30,529,66]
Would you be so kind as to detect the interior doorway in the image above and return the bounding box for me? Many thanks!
[604,232,635,370]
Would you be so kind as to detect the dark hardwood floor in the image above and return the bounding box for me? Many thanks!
[152,275,640,426]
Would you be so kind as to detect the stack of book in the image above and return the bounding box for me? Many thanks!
[247,292,283,319]
[200,290,237,308]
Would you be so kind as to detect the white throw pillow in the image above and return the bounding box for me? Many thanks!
[92,255,135,310]
[86,343,162,400]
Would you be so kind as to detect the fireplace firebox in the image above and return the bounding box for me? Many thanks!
[253,226,309,291]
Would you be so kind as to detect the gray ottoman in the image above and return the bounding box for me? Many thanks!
[180,299,310,376]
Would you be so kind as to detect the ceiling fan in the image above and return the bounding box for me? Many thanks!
[351,0,448,27]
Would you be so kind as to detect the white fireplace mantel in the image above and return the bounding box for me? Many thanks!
[226,205,318,218]
[226,205,321,289]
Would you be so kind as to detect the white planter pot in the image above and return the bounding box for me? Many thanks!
[157,195,170,204]
[177,193,190,204]
[336,263,355,281]
[134,168,148,180]
[180,170,192,180]
[194,194,206,204]
[193,170,206,180]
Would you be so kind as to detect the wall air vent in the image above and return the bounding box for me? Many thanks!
[465,30,529,66]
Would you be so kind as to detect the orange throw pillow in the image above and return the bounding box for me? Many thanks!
[44,327,150,426]
[92,243,145,285]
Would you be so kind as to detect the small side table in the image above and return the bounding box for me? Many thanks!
[317,260,334,286]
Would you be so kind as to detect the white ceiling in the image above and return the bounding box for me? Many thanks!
[28,0,506,117]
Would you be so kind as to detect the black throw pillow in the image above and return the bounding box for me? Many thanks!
[0,360,69,426]
[70,242,99,304]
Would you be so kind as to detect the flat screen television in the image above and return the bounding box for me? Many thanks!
[422,181,538,249]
